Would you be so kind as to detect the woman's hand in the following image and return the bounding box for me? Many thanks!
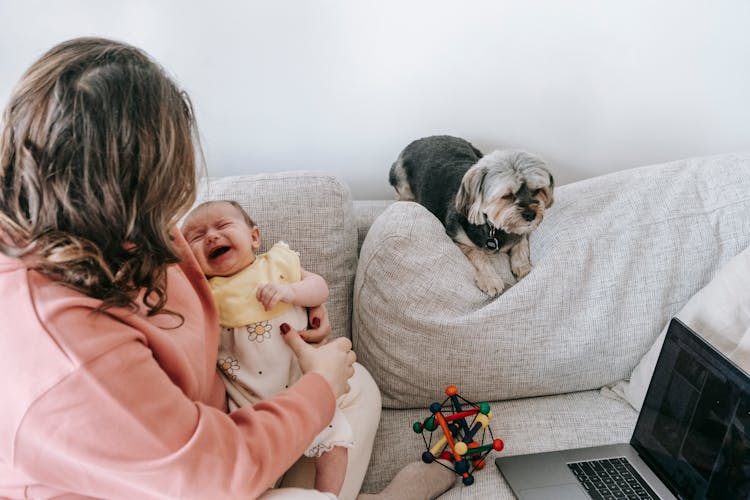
[303,304,331,344]
[281,323,355,399]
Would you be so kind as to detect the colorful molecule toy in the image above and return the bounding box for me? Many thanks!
[412,385,504,486]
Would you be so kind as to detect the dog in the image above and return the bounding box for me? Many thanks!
[389,135,554,296]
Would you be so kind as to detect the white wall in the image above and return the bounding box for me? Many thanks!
[1,0,749,199]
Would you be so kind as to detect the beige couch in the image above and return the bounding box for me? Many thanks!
[196,152,750,498]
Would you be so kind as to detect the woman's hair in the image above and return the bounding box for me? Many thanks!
[0,37,200,316]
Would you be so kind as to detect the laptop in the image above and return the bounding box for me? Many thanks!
[495,318,750,500]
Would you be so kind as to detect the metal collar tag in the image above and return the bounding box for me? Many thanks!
[486,223,499,250]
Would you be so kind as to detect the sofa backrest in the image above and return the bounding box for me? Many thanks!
[195,171,358,339]
[353,200,394,252]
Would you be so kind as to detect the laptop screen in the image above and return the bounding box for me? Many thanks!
[631,318,750,499]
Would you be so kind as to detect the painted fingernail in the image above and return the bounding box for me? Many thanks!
[280,323,290,334]
[311,318,320,329]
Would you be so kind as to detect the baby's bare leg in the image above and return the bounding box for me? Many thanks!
[315,446,348,495]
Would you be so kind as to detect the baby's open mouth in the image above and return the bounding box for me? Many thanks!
[208,246,231,260]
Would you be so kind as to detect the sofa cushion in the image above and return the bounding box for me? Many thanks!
[612,242,750,411]
[353,154,750,408]
[195,171,358,339]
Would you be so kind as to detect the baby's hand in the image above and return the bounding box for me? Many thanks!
[257,283,296,311]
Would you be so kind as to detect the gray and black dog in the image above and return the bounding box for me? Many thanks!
[389,135,554,296]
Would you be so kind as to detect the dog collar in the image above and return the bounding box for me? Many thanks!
[485,222,499,250]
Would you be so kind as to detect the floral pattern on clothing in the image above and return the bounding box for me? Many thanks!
[218,357,240,380]
[246,321,272,342]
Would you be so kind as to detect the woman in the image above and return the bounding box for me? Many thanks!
[0,37,381,499]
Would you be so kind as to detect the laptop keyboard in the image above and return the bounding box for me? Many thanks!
[568,457,660,500]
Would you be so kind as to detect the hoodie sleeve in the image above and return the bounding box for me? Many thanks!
[12,314,336,499]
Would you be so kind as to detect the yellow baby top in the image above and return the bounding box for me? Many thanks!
[208,242,302,328]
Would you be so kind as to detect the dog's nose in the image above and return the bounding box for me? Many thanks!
[522,210,536,222]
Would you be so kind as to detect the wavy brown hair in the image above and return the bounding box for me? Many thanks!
[0,37,200,316]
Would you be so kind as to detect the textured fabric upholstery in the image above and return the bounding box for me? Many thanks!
[353,154,750,408]
[353,200,394,252]
[613,242,750,411]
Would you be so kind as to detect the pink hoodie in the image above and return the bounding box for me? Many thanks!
[0,232,335,499]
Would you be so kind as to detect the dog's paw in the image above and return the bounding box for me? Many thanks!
[474,273,507,297]
[512,262,532,280]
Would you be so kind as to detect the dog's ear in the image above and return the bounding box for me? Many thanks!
[545,172,555,208]
[456,165,487,225]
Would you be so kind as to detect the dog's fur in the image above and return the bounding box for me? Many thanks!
[389,135,554,296]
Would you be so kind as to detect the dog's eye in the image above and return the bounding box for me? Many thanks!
[532,189,542,196]
[501,193,514,200]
